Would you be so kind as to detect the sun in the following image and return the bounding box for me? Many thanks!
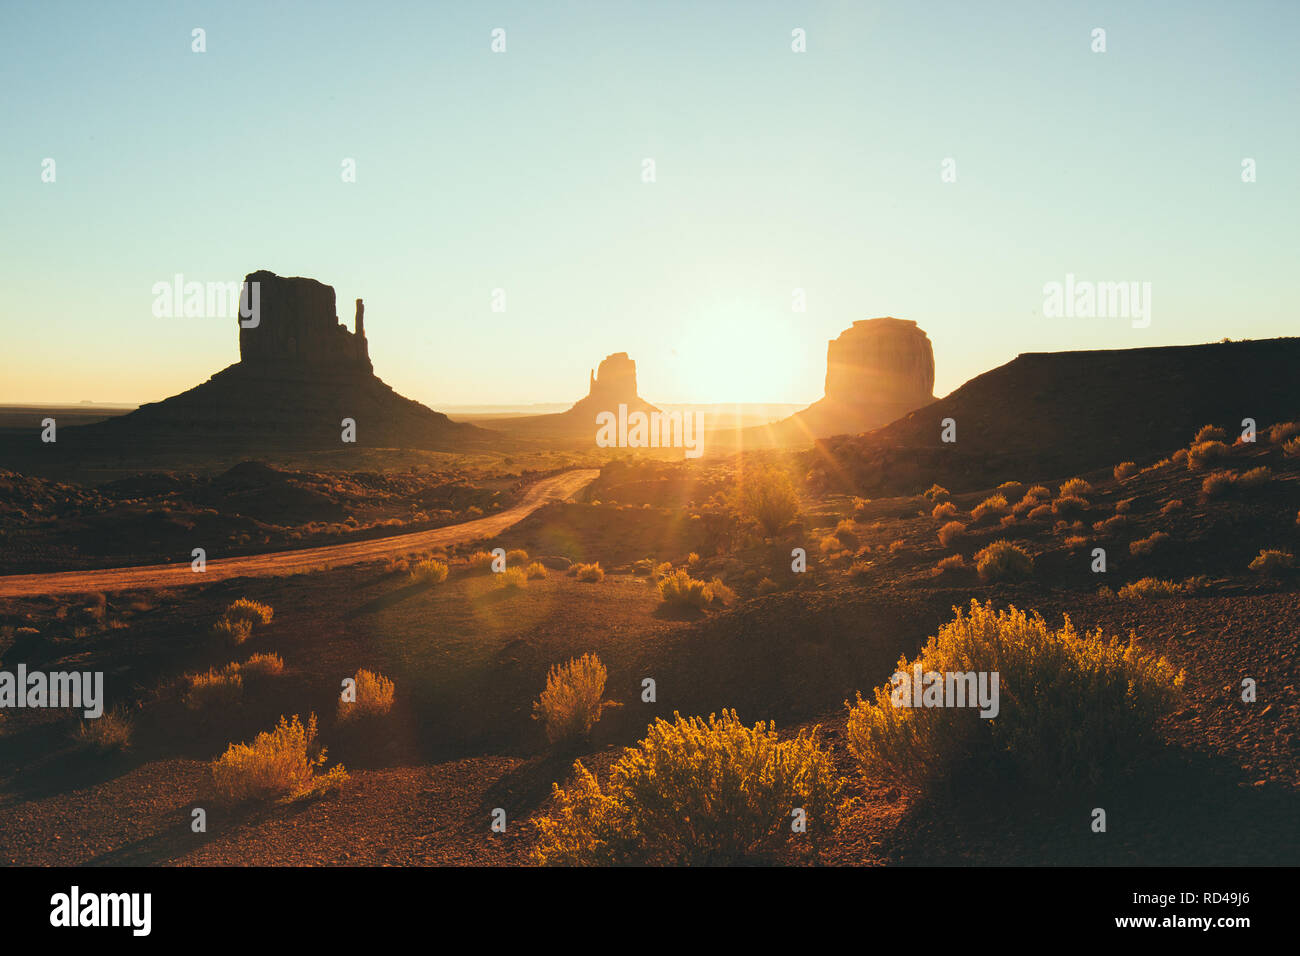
[671,302,812,405]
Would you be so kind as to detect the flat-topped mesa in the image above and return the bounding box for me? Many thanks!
[824,317,934,408]
[585,352,641,408]
[238,270,370,372]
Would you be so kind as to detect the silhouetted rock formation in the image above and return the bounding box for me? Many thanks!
[719,317,938,449]
[63,271,495,452]
[808,337,1300,495]
[239,271,371,371]
[479,351,660,441]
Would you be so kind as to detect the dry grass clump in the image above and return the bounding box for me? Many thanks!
[1117,578,1185,599]
[737,465,801,536]
[1130,531,1170,556]
[1284,437,1300,458]
[1268,421,1300,443]
[409,557,449,584]
[534,710,843,865]
[1237,466,1272,488]
[1248,549,1294,575]
[1194,424,1228,444]
[970,494,1009,524]
[848,560,874,581]
[73,707,134,754]
[224,598,273,627]
[1092,514,1128,536]
[498,566,529,590]
[1187,440,1231,470]
[1026,503,1053,522]
[243,652,284,677]
[505,548,530,565]
[1114,497,1134,513]
[932,554,966,576]
[210,713,347,803]
[1113,462,1138,480]
[525,561,548,579]
[845,601,1184,794]
[337,669,396,722]
[1161,499,1184,514]
[185,665,243,711]
[1063,534,1088,550]
[922,484,950,502]
[974,540,1034,581]
[937,521,966,548]
[533,653,607,745]
[466,550,497,573]
[211,617,252,646]
[931,501,959,520]
[572,562,605,582]
[833,518,860,547]
[1051,495,1089,517]
[657,569,726,608]
[1058,478,1092,497]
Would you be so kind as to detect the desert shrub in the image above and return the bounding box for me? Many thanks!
[1201,470,1236,498]
[970,494,1009,524]
[467,550,496,573]
[211,713,347,802]
[1161,499,1184,514]
[974,540,1033,581]
[1051,495,1089,517]
[845,601,1184,794]
[1117,578,1184,599]
[737,466,801,536]
[1284,437,1300,458]
[818,534,840,554]
[1187,440,1230,470]
[833,518,859,547]
[383,555,410,575]
[498,566,529,590]
[1023,485,1051,502]
[1115,497,1134,513]
[534,710,844,865]
[409,557,449,584]
[224,598,273,627]
[185,665,244,711]
[658,569,712,608]
[1265,421,1300,443]
[525,561,548,579]
[923,484,950,502]
[505,548,529,566]
[1113,462,1137,481]
[1058,478,1092,497]
[1092,514,1128,536]
[1237,466,1271,488]
[756,576,780,594]
[848,560,874,581]
[1248,549,1295,575]
[933,554,966,576]
[937,521,966,548]
[73,707,134,754]
[572,562,605,582]
[931,501,959,520]
[999,514,1018,528]
[1063,535,1088,549]
[996,481,1024,495]
[849,496,871,518]
[211,617,253,646]
[1194,424,1228,444]
[533,653,607,744]
[1130,531,1170,556]
[707,577,736,605]
[243,652,284,677]
[338,669,396,722]
[888,539,905,554]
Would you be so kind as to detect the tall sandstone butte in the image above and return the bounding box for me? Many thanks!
[724,317,937,448]
[70,271,490,451]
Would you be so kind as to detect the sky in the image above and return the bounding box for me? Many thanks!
[2,0,1296,408]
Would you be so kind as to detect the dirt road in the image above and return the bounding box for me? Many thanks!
[0,469,599,598]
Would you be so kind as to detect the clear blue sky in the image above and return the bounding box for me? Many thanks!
[2,0,1296,407]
